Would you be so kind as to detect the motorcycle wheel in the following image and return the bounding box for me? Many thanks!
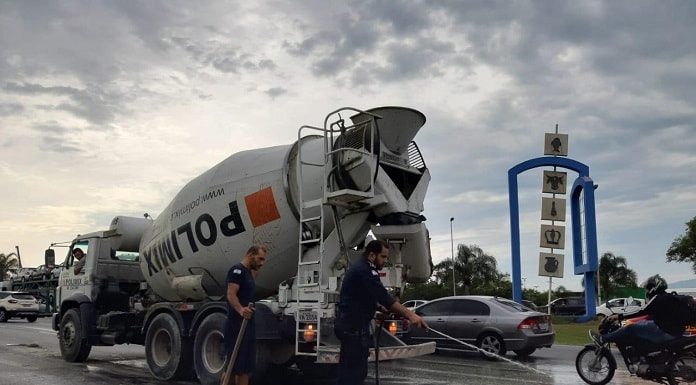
[672,355,696,384]
[576,346,615,385]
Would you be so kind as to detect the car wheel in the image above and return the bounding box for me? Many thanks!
[0,309,8,322]
[27,315,38,323]
[59,308,92,362]
[514,347,536,357]
[477,333,506,360]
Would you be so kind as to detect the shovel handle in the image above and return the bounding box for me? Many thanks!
[220,303,254,385]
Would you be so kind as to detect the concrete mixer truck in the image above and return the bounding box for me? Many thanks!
[49,106,436,384]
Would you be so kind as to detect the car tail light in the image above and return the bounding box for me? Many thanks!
[8,299,18,304]
[387,321,398,335]
[303,324,316,342]
[517,317,536,330]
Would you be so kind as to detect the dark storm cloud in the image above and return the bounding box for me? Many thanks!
[0,103,24,116]
[31,121,84,153]
[264,87,288,99]
[40,135,83,153]
[280,1,471,83]
[168,36,277,75]
[3,82,123,126]
[31,122,71,134]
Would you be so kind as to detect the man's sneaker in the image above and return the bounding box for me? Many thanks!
[589,330,603,345]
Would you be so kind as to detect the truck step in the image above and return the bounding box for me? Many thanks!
[300,160,325,167]
[302,199,323,209]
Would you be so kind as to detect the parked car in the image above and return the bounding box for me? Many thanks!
[51,263,66,279]
[402,299,428,310]
[596,297,645,317]
[29,264,54,280]
[548,296,586,315]
[521,300,539,311]
[404,296,554,359]
[8,268,33,282]
[0,291,40,322]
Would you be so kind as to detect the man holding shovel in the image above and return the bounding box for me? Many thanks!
[221,245,267,385]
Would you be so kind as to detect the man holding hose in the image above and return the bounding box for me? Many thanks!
[223,245,267,385]
[336,240,427,385]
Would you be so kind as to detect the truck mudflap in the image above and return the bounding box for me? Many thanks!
[315,341,436,364]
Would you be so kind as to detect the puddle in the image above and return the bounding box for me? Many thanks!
[425,328,550,377]
[6,343,42,348]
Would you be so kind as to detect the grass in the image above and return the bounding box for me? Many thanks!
[551,317,602,346]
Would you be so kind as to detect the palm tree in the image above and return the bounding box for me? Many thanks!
[597,252,638,301]
[434,244,501,295]
[0,253,20,281]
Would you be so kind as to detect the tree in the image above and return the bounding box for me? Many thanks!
[597,252,637,301]
[402,281,449,301]
[666,216,696,272]
[0,253,20,280]
[433,244,502,295]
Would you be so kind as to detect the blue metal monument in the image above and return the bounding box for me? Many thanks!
[508,156,599,322]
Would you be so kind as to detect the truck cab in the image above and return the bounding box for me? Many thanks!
[52,218,149,361]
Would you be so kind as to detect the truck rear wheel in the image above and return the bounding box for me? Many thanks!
[59,308,92,362]
[193,312,281,385]
[145,313,194,381]
[193,312,227,385]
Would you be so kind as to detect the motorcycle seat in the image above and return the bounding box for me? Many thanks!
[656,335,696,350]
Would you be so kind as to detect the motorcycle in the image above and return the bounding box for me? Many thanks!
[576,315,696,385]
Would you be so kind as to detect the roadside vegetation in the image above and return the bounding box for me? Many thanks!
[402,243,641,307]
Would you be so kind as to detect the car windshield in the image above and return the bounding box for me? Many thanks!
[495,298,530,312]
[12,293,34,300]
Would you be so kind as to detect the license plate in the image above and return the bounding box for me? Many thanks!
[22,304,32,307]
[537,322,549,331]
[298,310,317,323]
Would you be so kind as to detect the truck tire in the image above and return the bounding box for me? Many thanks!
[145,313,194,381]
[59,308,92,362]
[26,315,38,323]
[193,312,227,385]
[193,313,280,385]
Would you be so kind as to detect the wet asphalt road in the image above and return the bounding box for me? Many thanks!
[0,318,652,385]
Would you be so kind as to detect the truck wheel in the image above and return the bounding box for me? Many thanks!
[145,313,194,381]
[27,315,38,323]
[0,309,8,322]
[59,308,92,362]
[193,312,227,385]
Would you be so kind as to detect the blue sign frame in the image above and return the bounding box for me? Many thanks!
[508,156,598,321]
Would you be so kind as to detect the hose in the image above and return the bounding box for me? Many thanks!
[373,319,384,385]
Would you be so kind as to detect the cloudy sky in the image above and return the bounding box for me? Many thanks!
[1,1,695,292]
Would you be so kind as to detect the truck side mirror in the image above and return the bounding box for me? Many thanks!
[45,249,56,268]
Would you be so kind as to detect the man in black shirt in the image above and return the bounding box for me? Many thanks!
[224,245,267,385]
[596,275,683,345]
[335,240,427,385]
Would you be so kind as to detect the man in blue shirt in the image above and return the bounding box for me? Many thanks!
[224,245,266,385]
[336,240,427,385]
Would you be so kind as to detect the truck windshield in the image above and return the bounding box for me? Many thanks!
[111,249,139,262]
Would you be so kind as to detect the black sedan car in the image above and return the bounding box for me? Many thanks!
[404,296,554,359]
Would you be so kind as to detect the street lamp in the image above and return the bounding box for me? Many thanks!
[450,217,456,296]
